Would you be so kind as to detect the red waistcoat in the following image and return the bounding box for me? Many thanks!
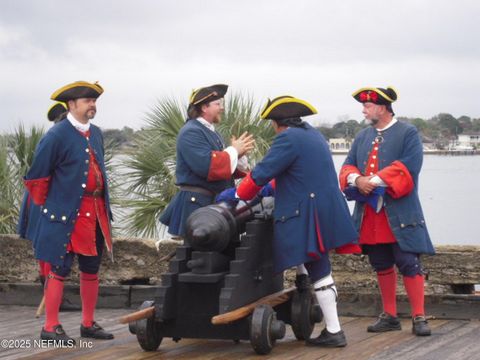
[359,140,396,245]
[67,130,112,255]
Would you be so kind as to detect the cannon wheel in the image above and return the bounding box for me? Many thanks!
[135,300,163,351]
[249,304,285,355]
[291,290,321,340]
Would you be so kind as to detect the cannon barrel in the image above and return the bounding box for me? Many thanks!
[185,197,269,252]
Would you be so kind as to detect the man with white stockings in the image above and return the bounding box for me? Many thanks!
[217,96,359,347]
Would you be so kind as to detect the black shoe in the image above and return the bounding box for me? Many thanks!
[40,324,76,346]
[367,313,402,332]
[306,328,347,347]
[59,297,81,312]
[295,274,311,292]
[80,321,114,340]
[412,316,431,336]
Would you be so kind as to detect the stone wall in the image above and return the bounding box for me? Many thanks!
[1,235,479,295]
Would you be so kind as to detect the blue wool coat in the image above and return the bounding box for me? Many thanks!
[251,123,358,273]
[17,119,112,267]
[343,121,435,255]
[160,119,234,236]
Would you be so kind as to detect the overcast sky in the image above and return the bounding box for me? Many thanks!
[1,0,479,132]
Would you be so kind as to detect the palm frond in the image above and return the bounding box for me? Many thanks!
[0,124,44,233]
[117,92,274,238]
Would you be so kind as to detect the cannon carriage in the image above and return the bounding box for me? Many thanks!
[124,198,322,355]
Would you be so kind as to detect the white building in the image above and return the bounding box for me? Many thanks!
[329,138,352,152]
[450,133,480,150]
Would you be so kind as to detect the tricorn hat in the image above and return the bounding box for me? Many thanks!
[50,81,104,102]
[260,96,317,120]
[352,86,398,105]
[47,102,67,122]
[189,84,228,106]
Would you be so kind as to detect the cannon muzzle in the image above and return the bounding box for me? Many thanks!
[185,197,271,252]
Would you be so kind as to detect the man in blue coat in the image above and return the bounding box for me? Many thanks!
[18,101,81,312]
[21,81,114,344]
[340,86,435,336]
[219,96,359,347]
[160,84,255,237]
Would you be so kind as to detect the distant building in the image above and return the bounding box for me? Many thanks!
[450,133,480,150]
[329,138,352,152]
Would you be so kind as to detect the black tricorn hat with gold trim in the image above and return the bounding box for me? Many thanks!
[50,81,104,102]
[352,86,398,105]
[260,96,317,120]
[47,102,67,122]
[189,84,228,106]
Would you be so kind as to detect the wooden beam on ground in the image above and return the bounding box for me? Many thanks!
[118,306,155,324]
[211,287,296,325]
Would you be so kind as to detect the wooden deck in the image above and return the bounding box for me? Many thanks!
[0,306,479,360]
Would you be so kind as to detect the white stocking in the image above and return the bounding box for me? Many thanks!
[313,273,341,333]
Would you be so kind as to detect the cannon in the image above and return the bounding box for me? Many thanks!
[122,198,322,355]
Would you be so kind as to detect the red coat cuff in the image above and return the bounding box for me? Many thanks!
[339,165,361,190]
[237,172,262,200]
[207,151,231,181]
[335,243,362,254]
[376,160,414,199]
[24,176,51,205]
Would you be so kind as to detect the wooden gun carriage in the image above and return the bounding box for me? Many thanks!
[121,198,322,355]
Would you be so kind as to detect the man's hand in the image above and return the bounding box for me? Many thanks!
[355,175,377,195]
[231,132,255,157]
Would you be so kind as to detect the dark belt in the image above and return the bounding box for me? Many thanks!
[179,185,215,197]
[83,189,104,197]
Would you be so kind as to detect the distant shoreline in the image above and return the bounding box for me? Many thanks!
[331,149,479,155]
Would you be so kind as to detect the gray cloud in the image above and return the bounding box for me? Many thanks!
[1,0,479,132]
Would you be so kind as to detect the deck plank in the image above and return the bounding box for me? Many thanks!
[1,306,479,360]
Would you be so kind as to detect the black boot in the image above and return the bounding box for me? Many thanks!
[412,316,431,336]
[295,274,311,292]
[306,328,347,347]
[80,321,114,340]
[40,324,76,346]
[367,312,402,332]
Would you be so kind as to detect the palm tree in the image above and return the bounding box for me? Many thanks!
[0,124,120,235]
[120,92,275,238]
[0,125,45,233]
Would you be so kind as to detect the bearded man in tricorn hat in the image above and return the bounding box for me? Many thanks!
[160,84,255,238]
[340,86,435,337]
[20,81,114,344]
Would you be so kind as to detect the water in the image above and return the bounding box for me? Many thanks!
[112,154,479,246]
[332,154,480,246]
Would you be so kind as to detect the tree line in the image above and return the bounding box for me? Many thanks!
[317,113,480,149]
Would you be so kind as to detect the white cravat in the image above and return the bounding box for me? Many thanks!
[67,113,90,133]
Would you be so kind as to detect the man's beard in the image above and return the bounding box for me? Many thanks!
[85,109,96,120]
[366,118,379,126]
